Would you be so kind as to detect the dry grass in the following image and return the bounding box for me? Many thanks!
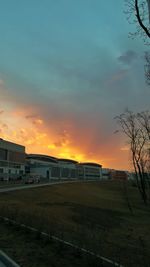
[0,180,150,266]
[0,220,105,267]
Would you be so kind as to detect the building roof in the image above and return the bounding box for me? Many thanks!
[0,138,25,152]
[58,158,78,164]
[26,154,102,167]
[79,162,102,168]
[26,154,58,163]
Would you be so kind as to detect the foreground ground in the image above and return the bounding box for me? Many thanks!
[0,220,105,267]
[0,180,150,266]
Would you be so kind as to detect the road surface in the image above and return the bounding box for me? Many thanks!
[0,180,80,193]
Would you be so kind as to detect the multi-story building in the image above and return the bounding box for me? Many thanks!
[57,158,78,179]
[26,155,78,180]
[26,154,59,180]
[102,168,111,180]
[0,138,26,180]
[77,162,102,180]
[26,154,102,180]
[0,139,103,181]
[110,170,128,180]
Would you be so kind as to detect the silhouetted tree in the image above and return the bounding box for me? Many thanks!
[115,110,150,204]
[125,0,150,84]
[125,0,150,40]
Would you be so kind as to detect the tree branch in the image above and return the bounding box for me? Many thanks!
[135,0,150,38]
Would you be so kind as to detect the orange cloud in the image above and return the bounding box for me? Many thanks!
[0,80,130,170]
[0,107,130,169]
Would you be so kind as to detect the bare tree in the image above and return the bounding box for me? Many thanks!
[135,0,150,37]
[125,0,150,41]
[125,1,150,84]
[137,111,150,181]
[115,110,150,204]
[137,110,150,139]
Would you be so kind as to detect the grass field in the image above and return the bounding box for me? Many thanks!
[0,220,105,267]
[0,180,150,267]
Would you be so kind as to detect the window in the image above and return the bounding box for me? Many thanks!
[0,148,7,160]
[9,151,25,163]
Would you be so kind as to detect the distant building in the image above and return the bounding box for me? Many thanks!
[57,158,78,179]
[102,168,111,180]
[26,154,59,180]
[110,170,128,181]
[26,154,78,180]
[77,162,102,180]
[0,138,25,180]
[26,154,102,180]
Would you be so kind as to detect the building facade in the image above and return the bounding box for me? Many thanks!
[26,154,59,180]
[0,138,26,180]
[57,158,78,179]
[77,162,102,180]
[110,170,128,180]
[26,154,102,181]
[102,168,111,180]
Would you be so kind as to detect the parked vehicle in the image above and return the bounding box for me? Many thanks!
[24,178,34,184]
[24,175,40,184]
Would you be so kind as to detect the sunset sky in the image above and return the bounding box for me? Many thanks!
[0,0,149,170]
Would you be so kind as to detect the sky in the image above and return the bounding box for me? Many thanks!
[0,0,149,170]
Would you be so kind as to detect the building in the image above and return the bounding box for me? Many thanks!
[26,154,78,180]
[110,170,128,181]
[26,154,59,180]
[26,154,102,181]
[0,139,103,181]
[102,168,111,180]
[0,138,26,180]
[58,158,78,179]
[77,162,102,180]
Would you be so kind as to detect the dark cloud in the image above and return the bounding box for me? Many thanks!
[118,50,138,65]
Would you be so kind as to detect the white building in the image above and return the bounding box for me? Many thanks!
[0,138,25,180]
[26,155,102,181]
[57,158,78,179]
[26,155,79,180]
[77,162,102,180]
[26,154,59,180]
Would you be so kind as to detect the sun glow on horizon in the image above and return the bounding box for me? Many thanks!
[0,129,129,169]
[0,102,130,170]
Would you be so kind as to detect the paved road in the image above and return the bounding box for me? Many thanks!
[0,180,79,193]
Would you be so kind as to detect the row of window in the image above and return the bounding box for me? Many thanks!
[0,148,25,163]
[50,167,77,178]
[0,168,24,174]
[0,161,22,168]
